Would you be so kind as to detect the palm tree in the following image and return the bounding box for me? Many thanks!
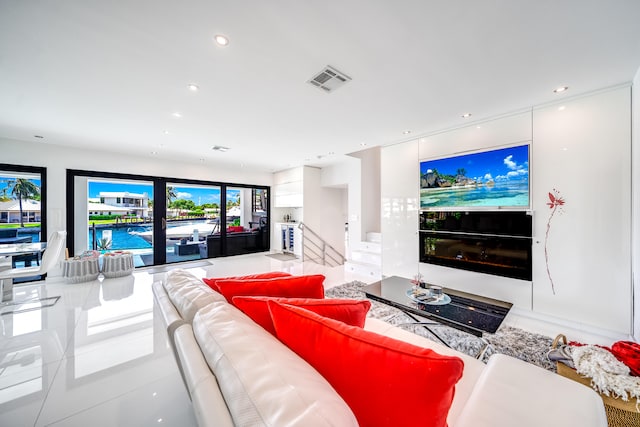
[166,186,177,207]
[9,178,40,227]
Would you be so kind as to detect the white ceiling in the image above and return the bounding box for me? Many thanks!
[1,1,639,172]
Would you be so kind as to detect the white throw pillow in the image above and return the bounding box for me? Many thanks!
[163,269,226,322]
[193,302,358,427]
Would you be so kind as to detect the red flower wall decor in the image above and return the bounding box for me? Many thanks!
[545,189,565,295]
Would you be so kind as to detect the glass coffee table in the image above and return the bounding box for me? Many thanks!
[363,276,512,351]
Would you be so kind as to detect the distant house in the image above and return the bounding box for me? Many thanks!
[0,199,41,223]
[97,192,150,218]
[87,201,132,216]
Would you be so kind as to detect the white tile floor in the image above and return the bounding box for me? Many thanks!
[0,253,376,426]
[0,252,621,426]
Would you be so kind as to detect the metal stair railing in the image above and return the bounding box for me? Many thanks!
[297,222,345,267]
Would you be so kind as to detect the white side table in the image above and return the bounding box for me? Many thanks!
[102,251,134,278]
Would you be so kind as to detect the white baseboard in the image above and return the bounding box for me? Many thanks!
[506,306,632,346]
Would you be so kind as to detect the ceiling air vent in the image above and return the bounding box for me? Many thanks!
[307,66,351,93]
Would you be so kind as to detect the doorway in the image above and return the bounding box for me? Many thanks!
[67,170,270,267]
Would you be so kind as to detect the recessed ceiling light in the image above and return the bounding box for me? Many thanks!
[163,130,170,135]
[360,142,367,147]
[476,126,481,129]
[461,113,472,118]
[402,130,411,135]
[172,112,182,118]
[558,105,566,111]
[553,86,569,93]
[187,84,199,92]
[328,151,335,155]
[151,151,158,155]
[199,158,205,162]
[214,34,229,47]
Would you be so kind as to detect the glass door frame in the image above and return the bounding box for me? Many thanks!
[66,169,270,266]
[0,163,47,238]
[0,163,47,280]
[67,170,160,263]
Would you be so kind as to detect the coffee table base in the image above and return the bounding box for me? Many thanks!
[391,310,491,359]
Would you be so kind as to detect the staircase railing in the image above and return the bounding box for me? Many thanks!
[298,222,345,267]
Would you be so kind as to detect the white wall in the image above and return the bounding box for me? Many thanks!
[381,86,634,337]
[322,158,361,259]
[531,86,631,334]
[418,111,532,159]
[381,140,419,278]
[303,167,346,257]
[349,147,381,239]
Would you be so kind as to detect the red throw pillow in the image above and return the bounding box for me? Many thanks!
[202,272,291,293]
[227,226,245,233]
[232,296,371,335]
[215,275,325,303]
[268,301,464,427]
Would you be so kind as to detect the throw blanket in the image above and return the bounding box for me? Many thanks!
[572,345,640,404]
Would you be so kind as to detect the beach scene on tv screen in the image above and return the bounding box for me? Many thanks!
[420,144,529,209]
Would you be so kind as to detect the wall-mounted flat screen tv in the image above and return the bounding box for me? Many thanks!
[420,144,530,210]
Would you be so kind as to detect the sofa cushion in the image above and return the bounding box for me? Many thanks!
[215,274,325,303]
[232,296,371,335]
[163,269,226,322]
[454,354,607,427]
[269,301,464,427]
[364,317,485,426]
[202,271,291,293]
[192,302,358,427]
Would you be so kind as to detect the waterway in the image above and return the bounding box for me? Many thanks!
[87,220,208,250]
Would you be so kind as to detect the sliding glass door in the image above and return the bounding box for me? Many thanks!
[223,186,269,256]
[164,183,221,264]
[86,178,154,267]
[67,170,269,268]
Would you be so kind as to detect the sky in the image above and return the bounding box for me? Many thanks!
[88,181,240,205]
[420,144,529,183]
[1,174,241,206]
[0,175,42,196]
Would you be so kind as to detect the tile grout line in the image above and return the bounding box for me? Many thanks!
[32,281,101,427]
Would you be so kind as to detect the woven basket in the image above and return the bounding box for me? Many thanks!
[552,334,640,427]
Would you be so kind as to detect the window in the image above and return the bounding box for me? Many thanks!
[67,169,269,267]
[0,163,47,283]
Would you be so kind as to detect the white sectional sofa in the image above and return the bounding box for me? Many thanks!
[153,269,607,427]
